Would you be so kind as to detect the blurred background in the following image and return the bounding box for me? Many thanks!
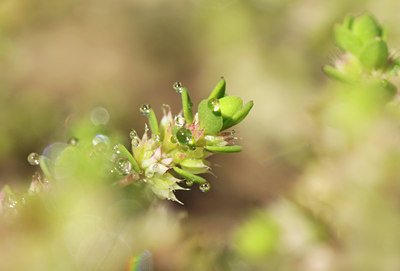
[2,0,400,270]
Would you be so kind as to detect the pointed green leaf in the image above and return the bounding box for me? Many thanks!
[147,108,159,136]
[181,87,194,124]
[205,145,242,153]
[222,101,254,130]
[117,144,142,174]
[173,167,207,184]
[198,99,223,134]
[180,158,209,174]
[323,65,353,83]
[208,77,226,99]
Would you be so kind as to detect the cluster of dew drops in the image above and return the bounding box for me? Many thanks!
[27,102,212,193]
[135,101,211,193]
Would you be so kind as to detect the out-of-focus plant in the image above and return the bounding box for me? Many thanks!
[217,13,400,271]
[323,13,399,100]
[0,78,253,269]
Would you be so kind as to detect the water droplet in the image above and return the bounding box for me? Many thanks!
[199,182,210,192]
[129,130,138,140]
[132,138,140,147]
[153,134,160,142]
[27,152,40,166]
[173,81,183,93]
[92,134,110,146]
[90,107,110,126]
[210,98,220,113]
[145,169,154,178]
[188,144,196,150]
[186,180,193,187]
[174,116,185,127]
[112,145,120,153]
[140,104,151,116]
[115,158,132,176]
[176,128,192,144]
[67,137,78,146]
[169,135,177,144]
[144,123,150,132]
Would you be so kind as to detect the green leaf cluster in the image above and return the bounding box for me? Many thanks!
[324,13,399,100]
[198,78,254,134]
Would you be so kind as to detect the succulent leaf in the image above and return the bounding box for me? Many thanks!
[198,99,223,134]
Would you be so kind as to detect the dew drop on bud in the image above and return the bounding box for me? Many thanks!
[67,137,78,146]
[173,81,183,93]
[186,180,193,187]
[174,116,185,127]
[199,182,210,192]
[145,169,154,178]
[176,128,192,144]
[210,98,220,113]
[129,129,138,140]
[132,138,140,147]
[140,104,151,116]
[27,152,40,166]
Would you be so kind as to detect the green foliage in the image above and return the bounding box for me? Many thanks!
[326,13,399,98]
[198,99,223,134]
[233,211,280,260]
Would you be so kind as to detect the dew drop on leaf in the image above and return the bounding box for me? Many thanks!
[210,98,220,113]
[199,182,210,192]
[27,152,40,166]
[115,158,132,176]
[176,128,192,144]
[173,81,183,93]
[140,104,151,116]
[132,138,140,148]
[129,129,138,140]
[174,115,185,127]
[112,145,120,154]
